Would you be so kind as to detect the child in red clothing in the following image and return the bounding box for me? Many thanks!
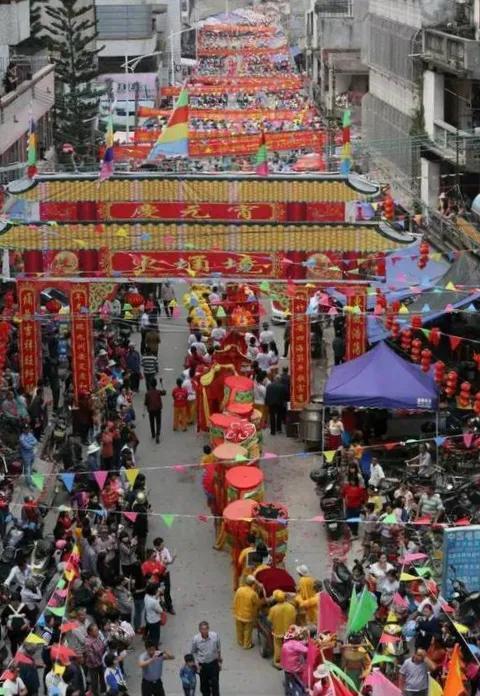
[172,378,189,431]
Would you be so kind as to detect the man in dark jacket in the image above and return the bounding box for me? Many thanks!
[265,376,287,436]
[126,343,141,392]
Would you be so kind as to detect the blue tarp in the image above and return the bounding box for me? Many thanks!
[324,341,438,410]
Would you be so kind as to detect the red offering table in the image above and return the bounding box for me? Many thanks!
[224,498,257,588]
[225,465,264,503]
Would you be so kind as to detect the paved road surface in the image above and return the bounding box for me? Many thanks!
[123,291,329,695]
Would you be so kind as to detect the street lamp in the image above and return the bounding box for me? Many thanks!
[121,51,164,141]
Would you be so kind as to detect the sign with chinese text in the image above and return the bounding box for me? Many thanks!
[290,286,311,410]
[110,251,277,278]
[70,284,94,400]
[18,281,41,393]
[345,287,367,361]
[442,526,480,597]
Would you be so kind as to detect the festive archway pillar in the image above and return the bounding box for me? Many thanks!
[345,286,367,360]
[70,283,94,400]
[289,286,311,409]
[18,280,42,393]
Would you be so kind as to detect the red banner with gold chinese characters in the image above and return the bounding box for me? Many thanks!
[18,280,41,393]
[290,286,311,410]
[70,284,94,400]
[96,201,287,222]
[345,287,367,361]
[110,251,278,278]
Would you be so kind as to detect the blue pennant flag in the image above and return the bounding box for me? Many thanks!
[60,472,75,493]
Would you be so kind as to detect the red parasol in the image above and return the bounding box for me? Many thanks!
[13,652,34,665]
[292,153,324,172]
[254,568,296,597]
[50,644,78,662]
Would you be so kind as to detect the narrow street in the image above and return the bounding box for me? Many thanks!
[124,287,329,695]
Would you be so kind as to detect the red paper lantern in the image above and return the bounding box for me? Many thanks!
[419,241,429,256]
[474,392,480,415]
[385,314,394,330]
[125,292,144,308]
[411,337,422,362]
[384,196,395,220]
[391,300,401,314]
[401,329,412,351]
[429,327,441,347]
[420,348,432,372]
[411,315,422,329]
[433,361,445,384]
[391,321,400,339]
[46,299,61,314]
[459,381,472,408]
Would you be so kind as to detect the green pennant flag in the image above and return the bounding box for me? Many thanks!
[259,281,270,293]
[216,306,226,318]
[161,514,175,528]
[382,513,398,525]
[347,587,377,634]
[415,566,433,577]
[32,473,45,490]
[235,454,248,462]
[371,654,395,665]
[342,109,352,128]
[421,329,431,339]
[323,660,359,693]
[56,579,66,590]
[346,587,358,632]
[47,605,66,617]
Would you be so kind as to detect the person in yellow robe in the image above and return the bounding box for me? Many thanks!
[267,590,297,668]
[295,565,317,625]
[298,580,323,627]
[232,576,262,649]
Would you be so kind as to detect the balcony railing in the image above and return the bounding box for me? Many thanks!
[422,27,480,77]
[314,0,352,17]
[432,119,480,172]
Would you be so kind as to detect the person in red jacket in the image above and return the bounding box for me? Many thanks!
[341,477,367,536]
[172,378,189,432]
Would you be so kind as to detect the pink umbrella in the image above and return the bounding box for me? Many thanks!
[398,552,428,564]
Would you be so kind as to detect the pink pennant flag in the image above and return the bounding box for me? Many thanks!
[123,511,138,523]
[398,552,427,563]
[364,669,402,696]
[197,514,209,522]
[464,433,474,449]
[328,306,338,316]
[93,470,108,490]
[311,514,325,523]
[261,452,277,461]
[445,304,454,313]
[392,591,409,608]
[318,591,344,634]
[379,633,401,644]
[174,464,187,473]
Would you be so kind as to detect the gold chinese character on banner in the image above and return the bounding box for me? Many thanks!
[181,205,211,219]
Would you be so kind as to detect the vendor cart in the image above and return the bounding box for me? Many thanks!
[255,567,296,659]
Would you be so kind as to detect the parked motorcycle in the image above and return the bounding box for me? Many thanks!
[320,483,344,539]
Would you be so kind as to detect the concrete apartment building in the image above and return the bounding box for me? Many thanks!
[0,0,55,183]
[306,0,480,209]
[305,0,368,117]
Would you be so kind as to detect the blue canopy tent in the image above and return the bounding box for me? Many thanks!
[324,342,438,410]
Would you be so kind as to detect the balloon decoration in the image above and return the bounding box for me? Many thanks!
[459,381,472,408]
[410,338,422,363]
[420,348,432,373]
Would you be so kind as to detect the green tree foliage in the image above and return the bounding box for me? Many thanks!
[31,0,102,157]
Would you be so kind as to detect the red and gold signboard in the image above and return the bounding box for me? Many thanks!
[189,130,324,157]
[70,284,94,400]
[98,202,286,222]
[345,287,367,361]
[290,286,311,410]
[18,280,41,393]
[110,251,277,278]
[161,76,302,96]
[136,108,314,123]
